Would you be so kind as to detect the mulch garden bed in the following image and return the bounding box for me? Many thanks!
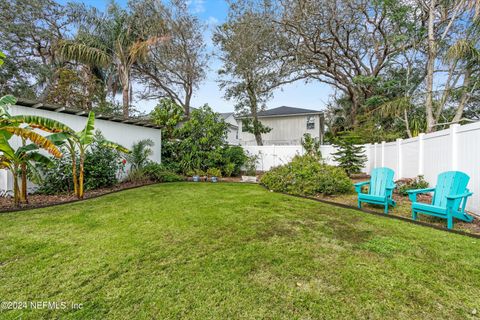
[0,181,157,213]
[315,178,480,235]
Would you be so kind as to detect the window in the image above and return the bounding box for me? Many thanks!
[306,116,315,130]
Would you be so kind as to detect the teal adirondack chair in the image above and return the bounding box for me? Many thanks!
[407,171,474,230]
[355,167,396,214]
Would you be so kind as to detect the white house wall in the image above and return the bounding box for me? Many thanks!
[0,105,161,194]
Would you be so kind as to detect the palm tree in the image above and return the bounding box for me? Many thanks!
[57,3,161,118]
[125,139,154,172]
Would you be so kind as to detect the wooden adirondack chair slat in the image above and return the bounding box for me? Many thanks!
[408,171,473,230]
[355,167,396,214]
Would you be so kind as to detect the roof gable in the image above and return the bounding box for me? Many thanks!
[236,106,322,118]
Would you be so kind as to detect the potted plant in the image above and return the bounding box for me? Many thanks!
[189,169,205,182]
[207,168,222,183]
[242,154,259,183]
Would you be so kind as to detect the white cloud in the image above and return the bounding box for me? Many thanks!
[206,16,219,27]
[187,0,205,14]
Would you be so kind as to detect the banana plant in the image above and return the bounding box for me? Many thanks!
[0,127,62,206]
[49,111,129,199]
[1,95,72,204]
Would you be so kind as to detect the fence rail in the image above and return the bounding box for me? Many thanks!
[243,121,480,214]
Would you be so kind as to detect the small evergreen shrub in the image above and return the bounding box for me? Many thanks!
[396,175,429,196]
[332,132,367,176]
[260,155,352,196]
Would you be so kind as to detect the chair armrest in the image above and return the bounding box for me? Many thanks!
[446,192,473,200]
[354,181,370,193]
[386,183,396,190]
[407,188,436,195]
[407,187,436,202]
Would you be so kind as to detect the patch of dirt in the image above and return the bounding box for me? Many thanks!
[0,181,156,212]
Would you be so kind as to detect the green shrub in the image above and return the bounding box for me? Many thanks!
[223,162,236,177]
[38,135,122,194]
[396,175,429,196]
[260,155,352,196]
[207,168,222,177]
[142,162,184,182]
[83,136,121,190]
[123,169,148,183]
[36,148,75,194]
[221,146,247,176]
[243,153,259,176]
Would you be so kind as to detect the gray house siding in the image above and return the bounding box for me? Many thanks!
[238,113,324,145]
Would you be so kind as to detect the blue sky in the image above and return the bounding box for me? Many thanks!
[58,0,334,114]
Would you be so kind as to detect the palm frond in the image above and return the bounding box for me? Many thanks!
[7,115,74,134]
[101,140,130,153]
[79,112,96,146]
[445,39,480,63]
[0,95,16,107]
[378,96,413,117]
[2,127,62,158]
[0,133,15,158]
[57,40,111,67]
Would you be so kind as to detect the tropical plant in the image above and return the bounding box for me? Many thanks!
[83,131,122,190]
[207,168,222,178]
[0,95,72,205]
[125,139,154,171]
[57,2,162,118]
[49,112,129,199]
[332,133,367,176]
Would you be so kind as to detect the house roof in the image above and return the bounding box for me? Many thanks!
[237,106,323,118]
[13,98,161,129]
[220,112,234,119]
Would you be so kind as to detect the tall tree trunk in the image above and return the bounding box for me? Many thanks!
[452,69,472,123]
[247,85,263,146]
[404,109,413,138]
[425,0,437,133]
[122,82,130,119]
[184,90,191,118]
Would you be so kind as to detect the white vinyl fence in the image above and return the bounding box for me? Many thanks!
[244,121,480,214]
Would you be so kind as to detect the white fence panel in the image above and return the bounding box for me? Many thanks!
[242,121,480,214]
[457,122,480,214]
[401,137,419,178]
[423,130,451,184]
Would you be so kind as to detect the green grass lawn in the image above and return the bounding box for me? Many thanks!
[1,183,479,319]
